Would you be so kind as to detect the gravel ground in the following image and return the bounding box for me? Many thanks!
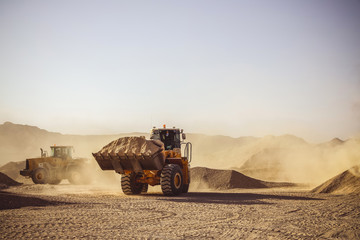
[1,184,359,239]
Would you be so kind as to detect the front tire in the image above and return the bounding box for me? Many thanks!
[121,173,142,195]
[182,183,189,193]
[32,168,48,184]
[161,164,183,196]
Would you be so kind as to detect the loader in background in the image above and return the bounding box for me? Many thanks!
[20,146,92,185]
[92,126,192,196]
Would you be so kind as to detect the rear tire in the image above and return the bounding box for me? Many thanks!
[67,167,82,185]
[161,164,183,196]
[32,168,48,184]
[121,173,142,195]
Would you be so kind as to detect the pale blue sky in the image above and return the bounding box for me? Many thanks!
[0,0,359,141]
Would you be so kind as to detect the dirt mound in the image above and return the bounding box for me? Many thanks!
[0,161,25,180]
[96,136,164,156]
[190,167,268,190]
[0,172,22,189]
[312,165,360,194]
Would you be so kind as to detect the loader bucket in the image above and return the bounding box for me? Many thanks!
[92,137,166,174]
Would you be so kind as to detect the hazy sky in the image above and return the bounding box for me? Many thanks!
[1,0,359,142]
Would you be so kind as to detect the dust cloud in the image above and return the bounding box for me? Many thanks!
[189,134,360,186]
[1,122,360,190]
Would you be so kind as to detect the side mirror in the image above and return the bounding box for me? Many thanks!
[182,133,186,140]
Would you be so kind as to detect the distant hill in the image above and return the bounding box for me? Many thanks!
[1,121,359,185]
[317,137,345,148]
[0,122,141,165]
[233,136,360,184]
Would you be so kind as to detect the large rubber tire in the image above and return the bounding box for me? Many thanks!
[161,164,183,196]
[141,183,148,194]
[121,173,142,195]
[67,167,82,185]
[32,168,48,184]
[182,183,189,193]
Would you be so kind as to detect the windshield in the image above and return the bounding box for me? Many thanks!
[50,147,72,158]
[66,148,72,158]
[159,130,180,150]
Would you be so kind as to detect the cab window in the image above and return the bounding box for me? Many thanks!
[67,148,72,158]
[160,130,180,150]
[54,148,61,157]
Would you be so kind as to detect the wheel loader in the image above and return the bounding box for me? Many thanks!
[92,126,192,196]
[20,146,91,185]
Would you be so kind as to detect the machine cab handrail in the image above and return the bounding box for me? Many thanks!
[181,142,192,163]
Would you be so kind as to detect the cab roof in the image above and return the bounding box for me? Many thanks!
[50,146,73,148]
[153,128,181,131]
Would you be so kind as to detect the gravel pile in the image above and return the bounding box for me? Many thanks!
[0,161,25,181]
[0,172,22,189]
[312,165,360,194]
[190,167,268,190]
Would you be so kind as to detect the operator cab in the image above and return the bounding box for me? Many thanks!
[50,146,73,159]
[150,126,185,150]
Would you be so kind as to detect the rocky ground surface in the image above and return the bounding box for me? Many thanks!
[1,184,359,239]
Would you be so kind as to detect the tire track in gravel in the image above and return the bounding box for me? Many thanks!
[284,194,360,239]
[1,187,360,239]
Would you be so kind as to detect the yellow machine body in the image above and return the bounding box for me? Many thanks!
[127,149,190,186]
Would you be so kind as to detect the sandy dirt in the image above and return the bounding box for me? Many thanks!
[1,184,359,239]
